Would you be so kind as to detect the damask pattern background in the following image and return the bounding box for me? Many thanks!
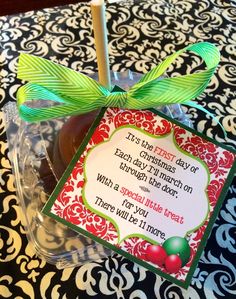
[0,0,235,298]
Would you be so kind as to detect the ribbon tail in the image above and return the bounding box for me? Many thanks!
[18,103,101,122]
[185,101,227,138]
[17,83,105,122]
[17,83,66,105]
[126,70,214,109]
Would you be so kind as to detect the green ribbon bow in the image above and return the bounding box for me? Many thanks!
[17,42,220,123]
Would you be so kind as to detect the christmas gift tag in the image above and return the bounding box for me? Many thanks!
[42,107,236,288]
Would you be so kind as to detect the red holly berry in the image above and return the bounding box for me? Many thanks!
[146,245,167,266]
[164,254,182,273]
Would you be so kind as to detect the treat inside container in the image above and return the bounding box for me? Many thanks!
[4,71,192,268]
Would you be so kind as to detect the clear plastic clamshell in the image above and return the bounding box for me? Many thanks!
[4,71,192,268]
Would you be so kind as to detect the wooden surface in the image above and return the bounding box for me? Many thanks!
[0,0,88,16]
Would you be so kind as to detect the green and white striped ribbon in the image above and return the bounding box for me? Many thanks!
[17,42,220,123]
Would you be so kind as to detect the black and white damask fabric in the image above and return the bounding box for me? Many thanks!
[0,0,235,298]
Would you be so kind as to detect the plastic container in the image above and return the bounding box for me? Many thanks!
[4,71,192,268]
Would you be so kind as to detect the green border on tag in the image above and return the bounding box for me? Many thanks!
[42,95,236,289]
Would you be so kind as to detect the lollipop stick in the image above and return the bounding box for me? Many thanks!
[91,0,111,90]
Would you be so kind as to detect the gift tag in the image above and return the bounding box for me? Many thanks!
[42,107,236,288]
